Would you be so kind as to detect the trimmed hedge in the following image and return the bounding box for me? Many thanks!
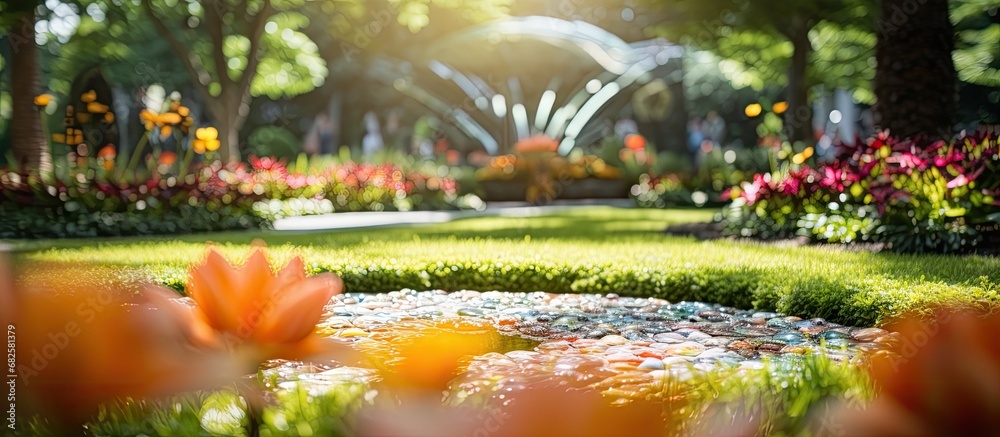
[13,208,1000,327]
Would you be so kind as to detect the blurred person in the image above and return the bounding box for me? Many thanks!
[304,111,335,155]
[703,110,727,147]
[688,118,705,167]
[362,112,384,158]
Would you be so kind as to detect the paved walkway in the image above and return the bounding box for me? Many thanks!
[271,199,633,231]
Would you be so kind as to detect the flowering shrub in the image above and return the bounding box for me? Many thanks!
[721,130,1000,252]
[477,136,622,203]
[1,156,465,238]
[631,147,772,208]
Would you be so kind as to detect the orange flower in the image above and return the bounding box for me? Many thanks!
[1,261,245,424]
[146,248,345,361]
[514,135,559,154]
[81,89,97,103]
[372,320,500,392]
[158,151,177,166]
[827,309,1000,435]
[34,93,53,107]
[624,133,646,151]
[97,145,116,160]
[86,102,109,114]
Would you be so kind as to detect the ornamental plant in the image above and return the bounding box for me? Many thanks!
[721,130,1000,252]
[477,135,622,204]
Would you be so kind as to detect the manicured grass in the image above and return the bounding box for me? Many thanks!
[10,207,1000,326]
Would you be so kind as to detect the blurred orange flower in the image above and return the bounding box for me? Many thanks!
[158,151,177,166]
[624,133,646,151]
[34,93,53,107]
[373,320,500,392]
[86,102,109,114]
[1,260,244,425]
[145,247,346,361]
[97,145,116,160]
[827,309,1000,436]
[514,135,559,154]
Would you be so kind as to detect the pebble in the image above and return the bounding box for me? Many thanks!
[637,358,665,370]
[291,291,893,404]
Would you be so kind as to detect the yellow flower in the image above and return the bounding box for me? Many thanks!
[802,146,814,159]
[772,101,788,114]
[194,127,221,152]
[160,112,182,125]
[34,94,53,107]
[103,112,115,123]
[52,133,66,143]
[177,106,190,117]
[745,103,762,117]
[81,90,97,103]
[86,102,109,114]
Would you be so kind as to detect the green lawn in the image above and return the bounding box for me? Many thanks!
[10,207,1000,326]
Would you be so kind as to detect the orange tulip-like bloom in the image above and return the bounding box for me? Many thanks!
[146,248,345,361]
[514,135,559,154]
[823,309,1000,436]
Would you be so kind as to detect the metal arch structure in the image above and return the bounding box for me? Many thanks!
[336,16,686,156]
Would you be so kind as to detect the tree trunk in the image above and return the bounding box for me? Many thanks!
[785,15,813,144]
[8,8,52,174]
[219,116,242,162]
[874,0,956,138]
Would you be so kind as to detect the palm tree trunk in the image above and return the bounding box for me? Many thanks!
[8,7,52,174]
[874,0,957,138]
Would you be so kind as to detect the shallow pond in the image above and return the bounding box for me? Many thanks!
[264,290,893,404]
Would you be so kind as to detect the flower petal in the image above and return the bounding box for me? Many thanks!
[257,273,342,343]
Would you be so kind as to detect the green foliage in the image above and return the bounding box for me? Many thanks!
[259,383,367,437]
[13,207,1000,327]
[952,0,1000,87]
[84,391,234,436]
[632,147,772,208]
[673,353,875,436]
[247,126,303,160]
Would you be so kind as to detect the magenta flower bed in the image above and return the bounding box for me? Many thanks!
[722,130,1000,252]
